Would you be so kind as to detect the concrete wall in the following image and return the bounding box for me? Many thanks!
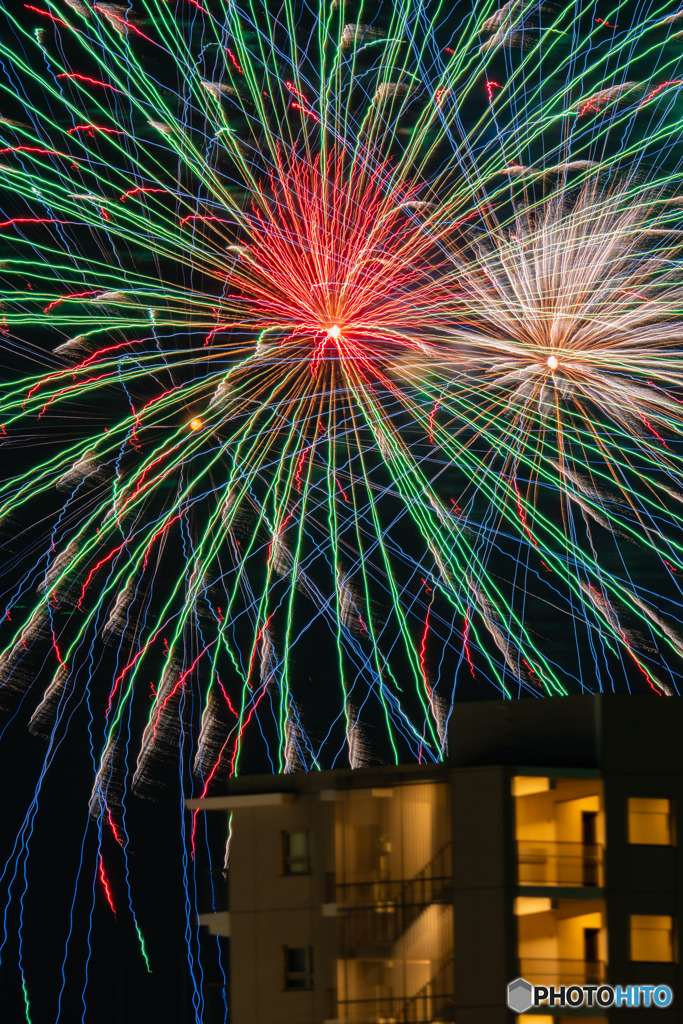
[450,765,516,1024]
[228,793,338,1024]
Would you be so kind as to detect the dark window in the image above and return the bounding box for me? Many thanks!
[284,946,313,989]
[582,811,597,845]
[203,983,228,1024]
[584,927,601,985]
[282,831,310,875]
[582,811,599,886]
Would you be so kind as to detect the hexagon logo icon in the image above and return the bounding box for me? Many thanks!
[507,977,534,1013]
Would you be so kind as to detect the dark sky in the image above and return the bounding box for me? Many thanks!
[1,0,682,1020]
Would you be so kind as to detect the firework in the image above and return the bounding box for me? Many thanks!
[400,179,683,695]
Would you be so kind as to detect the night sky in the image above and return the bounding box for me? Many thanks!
[1,0,683,1020]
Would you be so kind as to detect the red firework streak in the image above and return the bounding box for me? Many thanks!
[428,402,439,444]
[106,623,168,714]
[23,5,75,30]
[0,145,64,157]
[180,214,234,227]
[586,584,662,694]
[98,856,116,914]
[419,580,436,701]
[510,472,539,549]
[57,72,124,93]
[92,5,161,46]
[221,615,278,779]
[640,80,683,106]
[107,807,124,846]
[0,216,66,229]
[485,80,502,102]
[190,675,240,855]
[44,289,101,313]
[218,149,465,380]
[226,48,244,74]
[67,124,126,137]
[119,186,171,202]
[151,643,216,742]
[462,609,476,677]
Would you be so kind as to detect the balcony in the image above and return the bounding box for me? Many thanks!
[519,957,606,987]
[336,842,452,952]
[517,840,602,887]
[338,953,455,1023]
[336,994,455,1024]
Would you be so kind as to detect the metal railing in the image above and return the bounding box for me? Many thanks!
[336,992,456,1024]
[338,953,455,1023]
[519,957,606,986]
[336,842,452,949]
[517,840,602,887]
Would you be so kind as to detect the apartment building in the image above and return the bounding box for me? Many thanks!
[188,695,683,1023]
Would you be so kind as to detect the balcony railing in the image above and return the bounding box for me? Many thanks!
[517,840,602,887]
[338,953,455,1023]
[519,957,606,987]
[336,842,452,950]
[337,842,452,908]
[336,995,455,1024]
[336,994,456,1024]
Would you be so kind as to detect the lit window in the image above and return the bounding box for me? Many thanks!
[628,798,674,845]
[518,1019,609,1024]
[630,915,675,962]
[514,896,553,916]
[282,831,310,874]
[559,1019,608,1024]
[511,776,551,797]
[284,946,313,989]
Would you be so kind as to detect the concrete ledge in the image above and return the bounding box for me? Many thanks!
[185,792,295,811]
[198,911,231,937]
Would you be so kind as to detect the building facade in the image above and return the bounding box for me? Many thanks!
[188,696,683,1023]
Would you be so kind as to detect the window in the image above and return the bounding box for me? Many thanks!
[511,776,551,797]
[284,946,313,989]
[560,1020,608,1024]
[282,831,310,874]
[519,1019,609,1024]
[630,915,675,962]
[519,1018,609,1024]
[203,983,228,1024]
[628,798,674,845]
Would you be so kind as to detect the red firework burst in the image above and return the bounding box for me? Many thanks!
[213,150,462,373]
